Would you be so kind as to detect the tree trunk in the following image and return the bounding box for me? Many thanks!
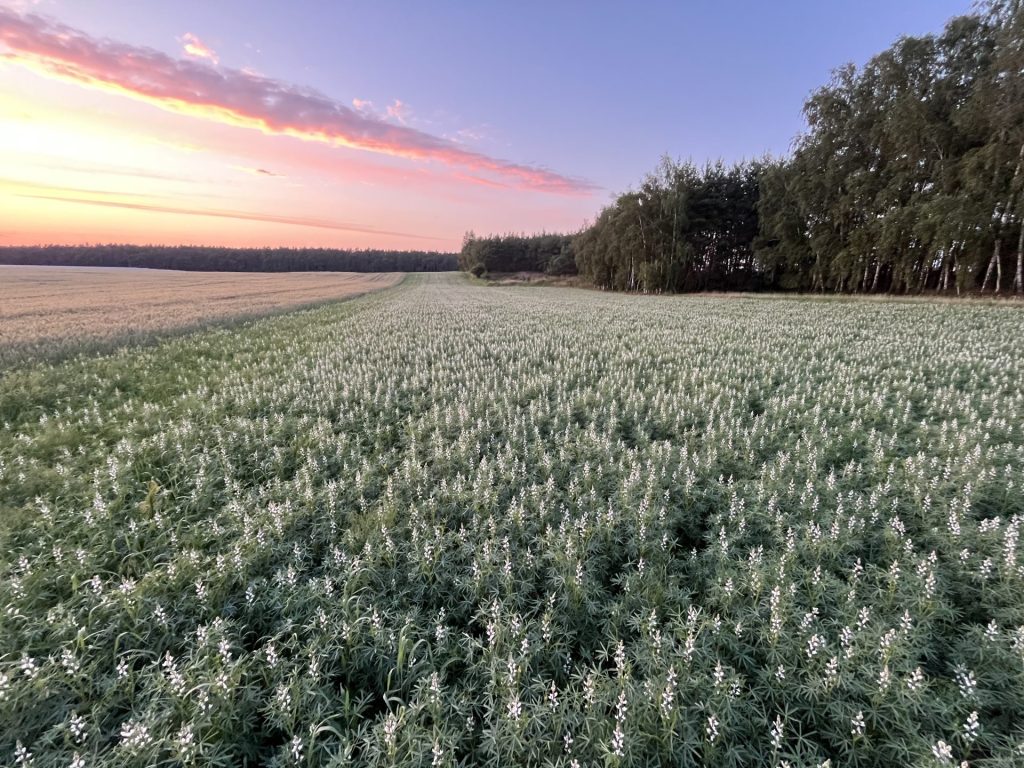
[996,241,1003,293]
[1015,220,1023,295]
[1016,146,1024,295]
[982,239,1000,292]
[870,261,881,293]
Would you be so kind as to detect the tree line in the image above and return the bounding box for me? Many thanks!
[457,233,576,277]
[464,0,1023,295]
[0,245,458,273]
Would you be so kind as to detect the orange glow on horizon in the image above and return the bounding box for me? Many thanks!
[0,7,598,249]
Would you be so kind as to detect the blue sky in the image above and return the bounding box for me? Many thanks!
[1,0,972,247]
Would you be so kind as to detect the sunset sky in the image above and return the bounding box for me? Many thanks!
[1,0,968,251]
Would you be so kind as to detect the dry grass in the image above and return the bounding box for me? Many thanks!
[0,266,402,360]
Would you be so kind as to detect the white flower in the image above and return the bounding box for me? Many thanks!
[954,666,976,699]
[383,711,400,747]
[20,655,39,680]
[706,714,720,743]
[176,723,196,757]
[661,667,677,720]
[851,710,865,737]
[931,739,954,763]
[69,712,88,744]
[807,633,825,658]
[119,718,151,752]
[963,710,980,742]
[610,723,625,757]
[770,715,784,750]
[907,666,924,692]
[614,640,627,677]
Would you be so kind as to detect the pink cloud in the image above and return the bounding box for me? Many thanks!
[181,32,217,64]
[386,98,410,125]
[0,9,596,195]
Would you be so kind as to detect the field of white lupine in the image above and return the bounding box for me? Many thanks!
[1,273,1023,767]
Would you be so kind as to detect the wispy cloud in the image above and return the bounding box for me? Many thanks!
[0,175,163,199]
[0,9,595,195]
[231,165,283,177]
[386,99,410,125]
[16,190,443,239]
[4,156,191,183]
[180,32,218,64]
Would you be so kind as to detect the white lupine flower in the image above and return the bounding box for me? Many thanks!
[506,695,522,722]
[963,710,980,742]
[706,714,720,743]
[931,739,953,762]
[770,715,784,750]
[69,712,87,744]
[119,719,151,751]
[807,634,826,658]
[610,723,625,757]
[907,666,924,692]
[583,672,597,707]
[614,641,627,677]
[383,712,400,747]
[20,656,39,680]
[851,710,865,736]
[661,667,677,720]
[955,667,976,699]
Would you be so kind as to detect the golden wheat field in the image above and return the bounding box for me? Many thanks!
[0,266,403,355]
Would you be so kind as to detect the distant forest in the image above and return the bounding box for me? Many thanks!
[0,245,458,273]
[463,1,1024,295]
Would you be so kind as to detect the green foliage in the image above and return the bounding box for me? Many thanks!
[758,1,1024,295]
[574,158,764,293]
[0,245,458,273]
[2,274,1023,766]
[459,232,577,276]
[487,1,1024,298]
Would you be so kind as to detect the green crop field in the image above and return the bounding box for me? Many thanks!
[2,273,1023,767]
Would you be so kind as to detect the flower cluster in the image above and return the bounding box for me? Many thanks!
[0,274,1022,765]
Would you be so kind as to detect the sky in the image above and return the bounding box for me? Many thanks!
[0,0,972,251]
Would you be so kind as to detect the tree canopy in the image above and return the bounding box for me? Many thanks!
[458,233,576,277]
[0,245,458,273]
[463,1,1024,296]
